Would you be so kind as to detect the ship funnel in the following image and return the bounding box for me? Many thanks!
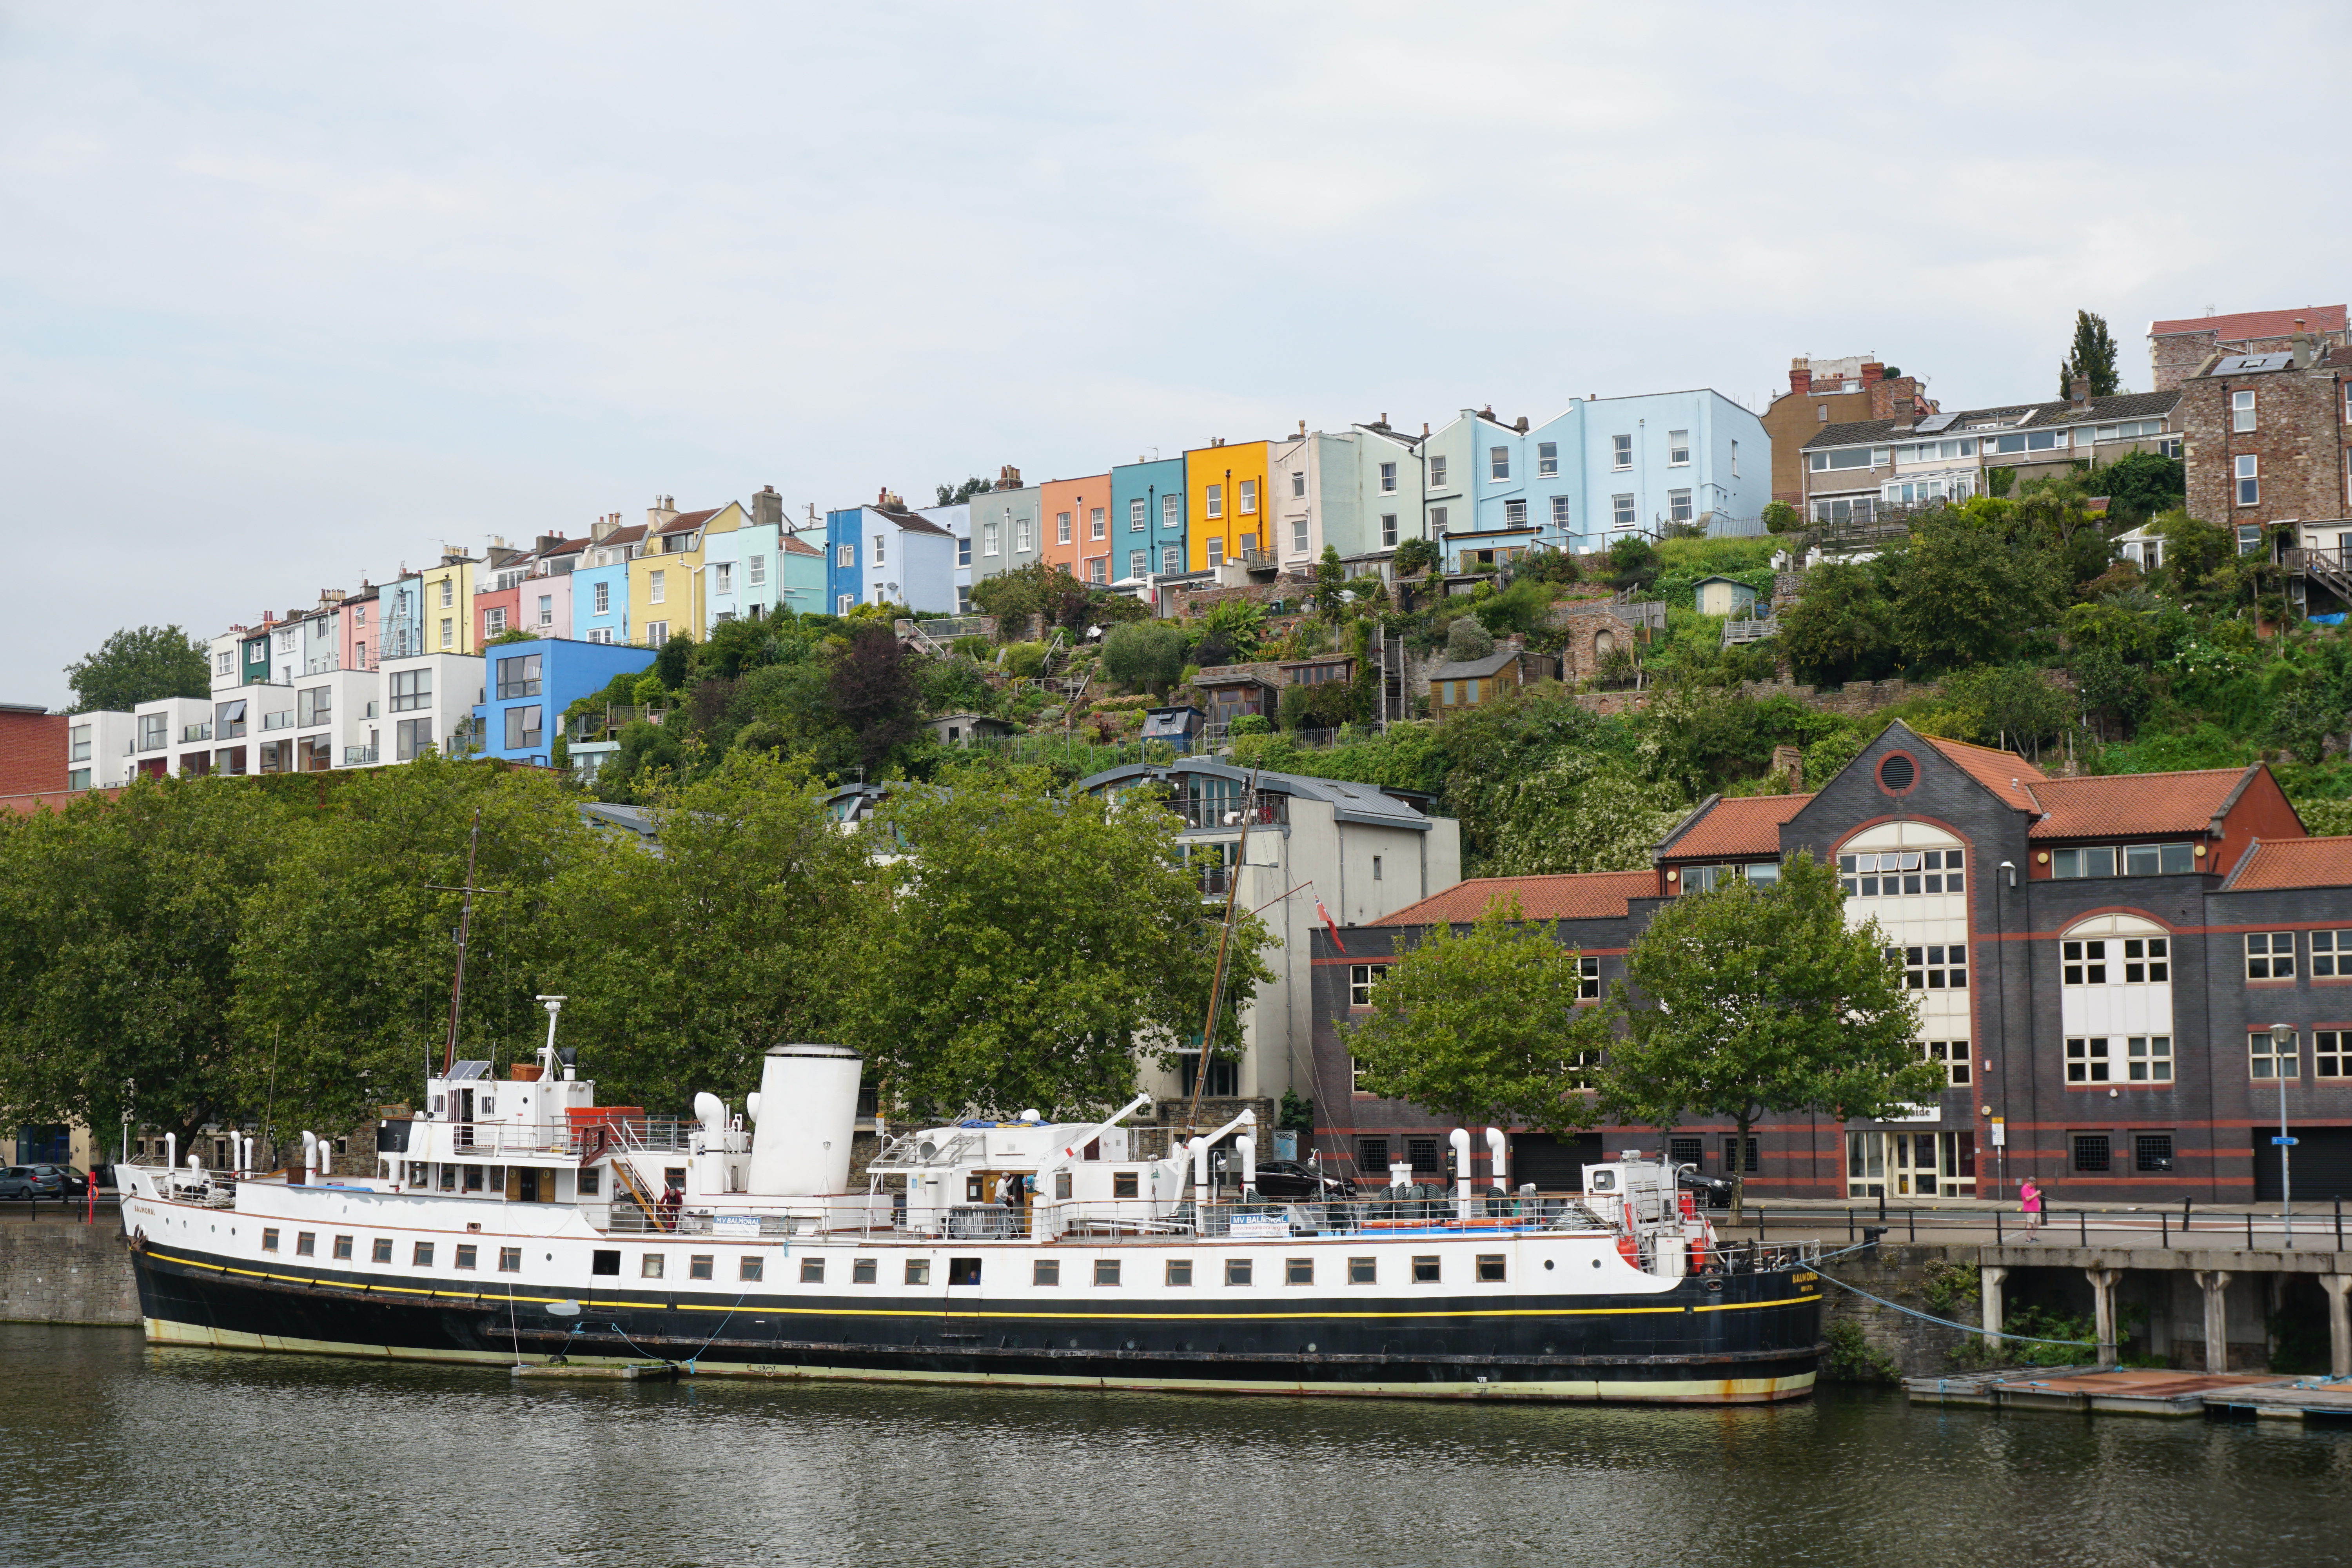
[745,1093,762,1125]
[746,1044,862,1196]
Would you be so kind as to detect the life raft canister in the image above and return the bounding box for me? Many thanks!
[1615,1234,1640,1265]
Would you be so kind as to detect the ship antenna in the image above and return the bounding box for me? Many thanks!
[1182,765,1260,1143]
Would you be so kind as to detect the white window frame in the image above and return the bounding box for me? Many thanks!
[1239,479,1257,515]
[1668,489,1693,524]
[1550,494,1571,531]
[1161,494,1179,529]
[1129,499,1146,532]
[1504,499,1527,527]
[1536,442,1557,477]
[1129,549,1146,579]
[1294,470,1309,498]
[983,521,1000,557]
[836,544,854,568]
[1668,430,1691,466]
[1612,494,1635,527]
[1611,434,1632,470]
[1489,446,1510,481]
[649,570,666,604]
[1378,462,1397,493]
[873,532,884,565]
[2231,388,2256,433]
[1056,511,1072,545]
[1016,517,1033,553]
[1205,485,1223,520]
[1380,513,1399,547]
[748,554,766,586]
[1291,518,1309,554]
[2236,454,2259,506]
[1091,506,1105,540]
[1162,545,1181,574]
[1428,455,1448,489]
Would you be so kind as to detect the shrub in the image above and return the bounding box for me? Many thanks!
[1100,621,1188,694]
[1227,713,1271,736]
[1445,616,1496,662]
[1762,499,1802,534]
[1821,1321,1900,1383]
[1392,537,1441,577]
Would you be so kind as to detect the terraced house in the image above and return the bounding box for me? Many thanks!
[1312,722,2352,1206]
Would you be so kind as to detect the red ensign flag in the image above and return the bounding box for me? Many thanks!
[1316,898,1347,955]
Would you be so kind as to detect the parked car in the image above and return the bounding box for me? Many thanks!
[0,1164,88,1200]
[1250,1159,1350,1201]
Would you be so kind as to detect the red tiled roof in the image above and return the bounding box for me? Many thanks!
[1374,869,1656,926]
[596,524,647,546]
[2149,305,2346,339]
[1660,794,1812,861]
[538,537,589,558]
[2025,766,2256,841]
[1923,737,2046,811]
[2226,837,2352,891]
[658,508,721,535]
[781,534,823,556]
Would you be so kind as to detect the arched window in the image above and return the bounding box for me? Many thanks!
[2059,913,2173,1085]
[1593,629,1615,659]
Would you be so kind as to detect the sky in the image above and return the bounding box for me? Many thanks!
[5,1,2349,710]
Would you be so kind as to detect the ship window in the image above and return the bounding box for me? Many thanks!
[689,1255,713,1280]
[578,1169,600,1197]
[1035,1259,1060,1287]
[372,1238,393,1264]
[456,1245,477,1270]
[463,1166,483,1192]
[949,1258,982,1286]
[1286,1258,1314,1286]
[906,1259,930,1286]
[1165,1259,1191,1286]
[853,1257,878,1284]
[332,1235,354,1260]
[416,1243,436,1269]
[1113,1171,1140,1199]
[802,1257,825,1283]
[498,1247,522,1273]
[439,1165,457,1191]
[741,1257,765,1283]
[641,1254,664,1279]
[1477,1254,1506,1283]
[1094,1258,1122,1286]
[1227,1258,1253,1286]
[1348,1256,1376,1285]
[590,1249,618,1276]
[1412,1255,1441,1283]
[1054,1172,1072,1200]
[261,1228,279,1252]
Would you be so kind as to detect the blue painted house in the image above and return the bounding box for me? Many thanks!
[472,636,657,768]
[825,492,959,615]
[1111,457,1187,586]
[570,521,644,644]
[1425,390,1770,568]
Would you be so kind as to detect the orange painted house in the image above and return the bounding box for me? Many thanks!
[1038,473,1109,582]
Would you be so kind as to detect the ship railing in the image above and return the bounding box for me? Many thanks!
[160,1168,239,1208]
[445,1116,700,1157]
[872,1194,1624,1243]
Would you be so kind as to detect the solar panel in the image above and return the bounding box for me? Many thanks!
[2216,352,2292,374]
[447,1060,492,1081]
[1915,412,1958,434]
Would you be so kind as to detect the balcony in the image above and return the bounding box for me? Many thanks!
[179,723,212,744]
[343,745,379,766]
[1174,793,1286,830]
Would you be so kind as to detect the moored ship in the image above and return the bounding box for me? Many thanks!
[118,1011,1822,1402]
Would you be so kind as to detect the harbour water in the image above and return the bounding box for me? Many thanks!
[4,1324,2350,1567]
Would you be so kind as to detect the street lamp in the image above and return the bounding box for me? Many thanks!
[2270,1022,2298,1246]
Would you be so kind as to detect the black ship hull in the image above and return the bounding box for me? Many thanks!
[130,1240,1822,1403]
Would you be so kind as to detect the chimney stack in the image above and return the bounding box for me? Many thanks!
[1788,357,1813,396]
[996,464,1022,490]
[649,495,679,530]
[1514,415,1529,432]
[753,485,783,529]
[2070,375,2091,410]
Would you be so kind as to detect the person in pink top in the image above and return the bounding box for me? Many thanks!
[2019,1176,2044,1238]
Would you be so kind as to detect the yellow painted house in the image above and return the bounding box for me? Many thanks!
[419,552,478,656]
[626,500,742,644]
[1185,439,1272,571]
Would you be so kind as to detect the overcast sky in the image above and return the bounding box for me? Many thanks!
[5,2,2347,708]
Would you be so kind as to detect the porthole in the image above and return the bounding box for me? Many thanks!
[1877,753,1917,793]
[1544,1258,1555,1270]
[1590,1258,1601,1268]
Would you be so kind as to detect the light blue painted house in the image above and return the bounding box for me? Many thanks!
[1112,456,1187,586]
[471,637,656,769]
[569,518,644,644]
[1425,391,1770,568]
[825,491,960,615]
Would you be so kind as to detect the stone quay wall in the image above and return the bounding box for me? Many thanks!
[0,1212,139,1327]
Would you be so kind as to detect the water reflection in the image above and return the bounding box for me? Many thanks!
[3,1325,2348,1568]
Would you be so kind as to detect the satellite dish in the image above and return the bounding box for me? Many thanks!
[545,1301,582,1318]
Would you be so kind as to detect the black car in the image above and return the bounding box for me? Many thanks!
[1250,1160,1350,1201]
[0,1164,88,1200]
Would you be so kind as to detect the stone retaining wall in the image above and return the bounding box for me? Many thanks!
[0,1213,139,1327]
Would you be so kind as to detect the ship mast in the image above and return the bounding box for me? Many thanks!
[432,808,486,1076]
[1182,766,1259,1142]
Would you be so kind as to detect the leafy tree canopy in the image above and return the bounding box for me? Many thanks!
[66,624,209,713]
[1101,621,1188,695]
[1341,900,1617,1137]
[1601,851,1938,1217]
[2058,308,2121,398]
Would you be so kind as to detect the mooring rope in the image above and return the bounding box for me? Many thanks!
[1811,1267,2094,1346]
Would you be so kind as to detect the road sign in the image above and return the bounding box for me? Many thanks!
[1989,1117,2007,1147]
[2273,1136,2299,1146]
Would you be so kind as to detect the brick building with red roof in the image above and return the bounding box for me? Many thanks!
[1309,720,2352,1206]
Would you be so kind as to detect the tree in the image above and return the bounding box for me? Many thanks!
[1340,900,1618,1136]
[0,779,297,1163]
[1480,752,1685,877]
[1608,535,1659,590]
[1778,559,1898,685]
[1100,621,1188,695]
[969,561,1094,641]
[1932,664,2073,755]
[65,624,209,713]
[827,622,924,775]
[1601,851,1938,1219]
[2093,449,2185,525]
[1392,538,1441,577]
[231,757,588,1134]
[550,752,870,1112]
[2058,309,2121,399]
[1887,507,2063,671]
[1445,616,1495,662]
[838,767,1273,1118]
[935,477,991,506]
[1761,500,1802,535]
[1314,545,1347,617]
[653,633,696,690]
